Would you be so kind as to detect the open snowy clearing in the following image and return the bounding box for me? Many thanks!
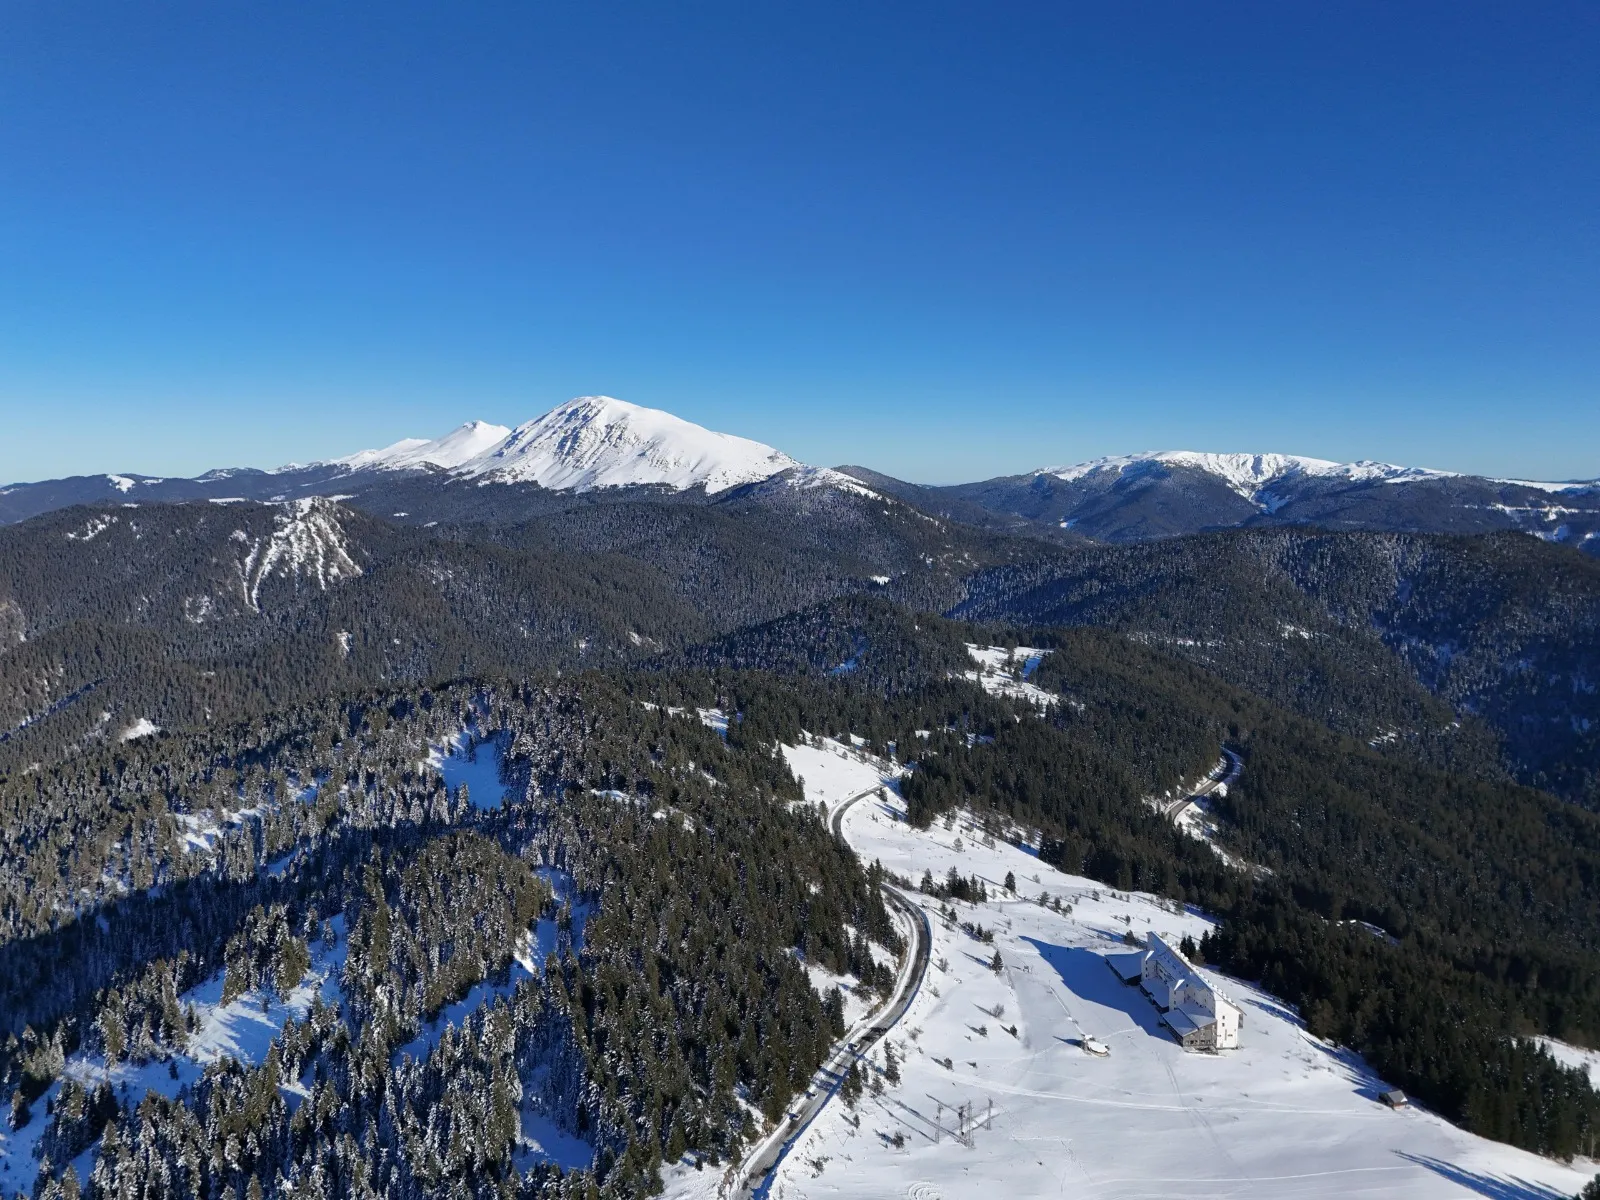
[781,737,900,824]
[426,730,510,808]
[746,750,1597,1199]
[961,644,1057,710]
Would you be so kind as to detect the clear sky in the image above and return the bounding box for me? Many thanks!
[1,2,1595,485]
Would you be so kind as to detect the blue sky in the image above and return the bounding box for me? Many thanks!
[1,2,1595,484]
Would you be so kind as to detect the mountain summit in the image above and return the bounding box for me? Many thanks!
[331,420,513,473]
[2,407,1595,554]
[451,396,800,493]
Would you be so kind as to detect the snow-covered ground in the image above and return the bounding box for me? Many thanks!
[962,645,1057,710]
[426,731,510,809]
[781,737,900,823]
[515,1101,596,1172]
[739,751,1598,1199]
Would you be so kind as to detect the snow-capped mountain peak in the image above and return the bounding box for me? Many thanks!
[1040,451,1456,501]
[453,396,801,493]
[330,420,512,473]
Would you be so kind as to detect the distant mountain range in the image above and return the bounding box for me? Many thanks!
[2,396,1596,553]
[851,451,1600,552]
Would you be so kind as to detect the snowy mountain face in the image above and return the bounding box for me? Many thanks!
[306,396,800,493]
[921,450,1600,552]
[2,406,1594,557]
[1041,451,1456,499]
[451,396,800,493]
[330,420,512,473]
[0,398,811,523]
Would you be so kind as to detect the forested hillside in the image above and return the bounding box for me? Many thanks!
[680,630,1600,1158]
[5,490,1600,1192]
[0,488,1044,773]
[0,674,898,1197]
[957,528,1600,804]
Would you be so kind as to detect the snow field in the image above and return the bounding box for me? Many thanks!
[426,731,510,809]
[780,737,900,825]
[759,765,1596,1198]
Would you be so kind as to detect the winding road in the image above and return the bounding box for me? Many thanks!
[730,784,932,1198]
[1159,746,1242,822]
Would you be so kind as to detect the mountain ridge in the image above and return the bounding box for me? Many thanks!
[2,401,1596,553]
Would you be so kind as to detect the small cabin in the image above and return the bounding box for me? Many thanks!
[1379,1089,1408,1109]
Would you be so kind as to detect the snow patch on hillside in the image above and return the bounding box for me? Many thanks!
[1535,1037,1600,1088]
[962,644,1057,709]
[234,498,362,611]
[775,465,880,498]
[425,732,511,809]
[781,737,900,820]
[66,515,116,541]
[117,717,160,742]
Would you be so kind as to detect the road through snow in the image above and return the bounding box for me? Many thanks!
[1158,746,1242,821]
[731,783,931,1198]
[659,736,1596,1199]
[754,746,1596,1199]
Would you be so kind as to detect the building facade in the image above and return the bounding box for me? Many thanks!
[1107,934,1242,1051]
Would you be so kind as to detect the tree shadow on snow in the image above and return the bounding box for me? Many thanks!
[1397,1153,1574,1200]
[1244,994,1301,1027]
[1020,937,1171,1042]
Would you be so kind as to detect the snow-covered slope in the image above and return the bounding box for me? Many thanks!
[682,758,1597,1200]
[453,396,800,494]
[914,450,1600,550]
[1041,451,1457,497]
[328,419,513,472]
[233,497,363,611]
[314,397,803,495]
